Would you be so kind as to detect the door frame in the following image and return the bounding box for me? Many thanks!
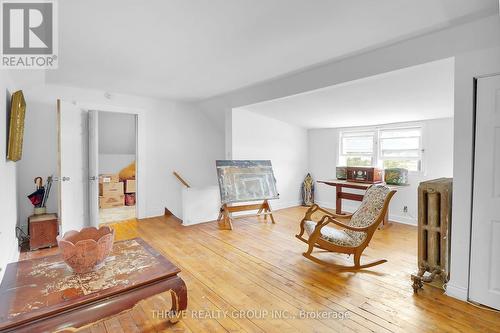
[56,99,62,228]
[468,73,500,307]
[79,102,145,221]
[447,48,500,303]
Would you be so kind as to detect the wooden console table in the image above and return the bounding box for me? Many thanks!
[0,238,187,332]
[318,180,399,227]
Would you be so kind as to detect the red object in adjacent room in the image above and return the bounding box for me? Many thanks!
[125,193,136,206]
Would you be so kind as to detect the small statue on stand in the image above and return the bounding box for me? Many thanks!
[302,173,314,206]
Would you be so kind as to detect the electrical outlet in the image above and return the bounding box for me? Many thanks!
[403,206,408,213]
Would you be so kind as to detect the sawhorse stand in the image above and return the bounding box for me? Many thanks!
[217,200,275,230]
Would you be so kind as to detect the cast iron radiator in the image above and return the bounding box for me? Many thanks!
[411,178,452,293]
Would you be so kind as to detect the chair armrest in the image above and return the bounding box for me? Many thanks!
[326,217,371,232]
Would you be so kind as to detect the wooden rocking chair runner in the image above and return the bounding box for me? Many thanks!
[296,184,396,270]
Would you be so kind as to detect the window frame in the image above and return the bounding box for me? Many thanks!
[338,124,425,174]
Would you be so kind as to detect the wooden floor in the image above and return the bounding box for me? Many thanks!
[24,207,500,332]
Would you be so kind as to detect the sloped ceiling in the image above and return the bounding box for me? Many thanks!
[47,0,497,101]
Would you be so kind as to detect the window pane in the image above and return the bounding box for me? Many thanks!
[346,156,372,167]
[383,159,419,171]
[380,137,420,150]
[342,134,374,155]
[381,149,420,158]
[380,128,421,138]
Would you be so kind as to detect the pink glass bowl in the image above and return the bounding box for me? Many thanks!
[57,226,115,274]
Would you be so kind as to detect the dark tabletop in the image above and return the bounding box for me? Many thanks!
[0,238,180,329]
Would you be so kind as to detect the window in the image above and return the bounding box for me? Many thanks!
[339,131,376,167]
[379,127,422,171]
[338,126,423,172]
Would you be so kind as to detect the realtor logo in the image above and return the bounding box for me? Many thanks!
[1,0,58,68]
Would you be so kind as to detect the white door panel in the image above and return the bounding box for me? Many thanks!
[470,75,500,310]
[88,110,99,227]
[57,100,89,234]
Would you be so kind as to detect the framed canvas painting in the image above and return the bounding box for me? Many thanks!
[216,160,279,204]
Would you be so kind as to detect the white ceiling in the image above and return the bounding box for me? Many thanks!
[47,0,497,101]
[236,58,455,129]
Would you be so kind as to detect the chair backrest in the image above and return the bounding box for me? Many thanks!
[349,184,391,230]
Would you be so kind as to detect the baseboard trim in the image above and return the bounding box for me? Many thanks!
[388,214,417,226]
[445,282,468,301]
[181,200,301,226]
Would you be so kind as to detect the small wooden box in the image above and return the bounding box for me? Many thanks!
[28,213,59,251]
[99,182,124,196]
[99,194,125,209]
[347,167,383,184]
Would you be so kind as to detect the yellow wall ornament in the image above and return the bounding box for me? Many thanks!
[7,90,26,162]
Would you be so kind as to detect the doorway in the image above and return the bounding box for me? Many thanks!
[90,111,138,225]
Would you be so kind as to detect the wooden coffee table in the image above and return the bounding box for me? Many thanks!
[0,238,187,332]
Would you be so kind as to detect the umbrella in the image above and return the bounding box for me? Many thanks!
[28,188,45,207]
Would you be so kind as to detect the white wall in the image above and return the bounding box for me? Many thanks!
[309,118,454,225]
[16,101,58,233]
[231,109,308,209]
[98,154,135,175]
[19,84,224,221]
[0,71,44,281]
[98,111,136,175]
[0,77,19,281]
[98,112,136,155]
[307,127,341,208]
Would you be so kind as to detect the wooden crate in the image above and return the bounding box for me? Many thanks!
[99,195,125,209]
[99,182,124,196]
[412,178,452,292]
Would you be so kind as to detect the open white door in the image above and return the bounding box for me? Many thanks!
[57,100,89,234]
[88,110,99,227]
[469,75,500,310]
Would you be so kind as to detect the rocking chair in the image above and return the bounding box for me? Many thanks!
[296,184,396,270]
